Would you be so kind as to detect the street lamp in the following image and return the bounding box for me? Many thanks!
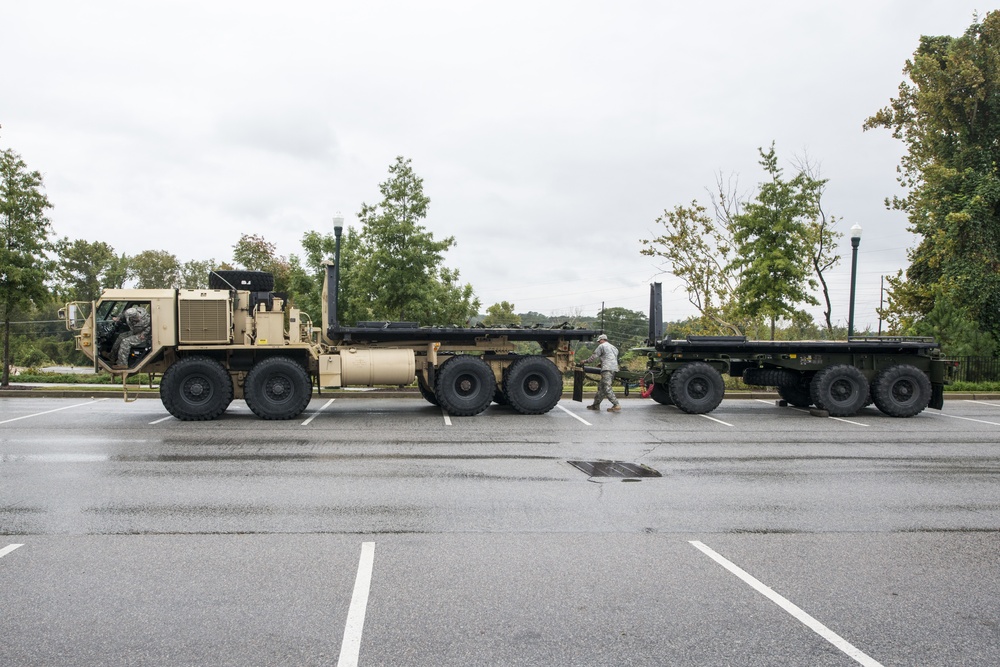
[847,223,862,337]
[332,213,344,329]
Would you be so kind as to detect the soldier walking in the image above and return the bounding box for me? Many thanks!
[581,333,621,412]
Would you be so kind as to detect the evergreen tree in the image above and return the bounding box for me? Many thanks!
[351,157,479,324]
[728,144,823,340]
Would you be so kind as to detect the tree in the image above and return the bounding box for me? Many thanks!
[909,287,999,357]
[288,228,336,324]
[794,157,842,333]
[350,156,479,324]
[129,249,181,289]
[640,192,744,334]
[598,306,648,352]
[55,238,128,301]
[642,146,837,338]
[1,146,54,386]
[180,259,216,289]
[483,301,521,326]
[233,233,290,291]
[864,11,1000,339]
[729,145,824,339]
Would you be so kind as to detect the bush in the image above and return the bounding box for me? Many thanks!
[10,370,153,385]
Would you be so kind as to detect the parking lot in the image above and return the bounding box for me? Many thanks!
[1,394,999,666]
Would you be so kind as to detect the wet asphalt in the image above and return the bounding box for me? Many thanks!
[1,394,998,666]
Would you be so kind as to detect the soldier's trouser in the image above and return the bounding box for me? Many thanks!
[593,370,619,407]
[116,333,146,366]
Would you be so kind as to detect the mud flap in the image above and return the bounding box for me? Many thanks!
[930,383,944,410]
[572,368,585,402]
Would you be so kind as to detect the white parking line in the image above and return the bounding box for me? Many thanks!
[302,398,336,425]
[690,541,884,667]
[757,400,869,426]
[441,408,452,426]
[337,541,376,667]
[828,416,869,426]
[150,415,173,424]
[556,403,592,426]
[965,400,1000,408]
[0,399,108,425]
[698,413,733,427]
[933,412,1000,427]
[0,544,24,559]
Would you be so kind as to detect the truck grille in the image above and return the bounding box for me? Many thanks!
[179,299,230,343]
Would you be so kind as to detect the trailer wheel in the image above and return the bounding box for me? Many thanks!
[649,382,673,405]
[493,388,509,406]
[872,364,931,417]
[777,382,813,407]
[244,356,312,420]
[417,374,439,406]
[160,356,233,421]
[435,355,494,416]
[742,368,798,388]
[668,362,725,414]
[503,356,563,415]
[810,364,868,416]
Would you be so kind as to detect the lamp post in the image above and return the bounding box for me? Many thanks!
[847,223,862,337]
[332,213,344,328]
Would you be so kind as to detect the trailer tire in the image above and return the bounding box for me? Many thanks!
[244,356,312,420]
[435,355,495,416]
[742,368,798,388]
[503,356,563,415]
[417,374,439,406]
[493,388,509,406]
[669,362,725,414]
[208,270,274,292]
[160,356,233,421]
[649,382,673,405]
[810,364,868,416]
[777,382,813,407]
[872,364,931,418]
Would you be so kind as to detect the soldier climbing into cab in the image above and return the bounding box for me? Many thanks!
[110,304,151,370]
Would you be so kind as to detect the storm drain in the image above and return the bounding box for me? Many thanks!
[568,460,661,478]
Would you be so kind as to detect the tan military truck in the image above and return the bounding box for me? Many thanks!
[61,266,597,421]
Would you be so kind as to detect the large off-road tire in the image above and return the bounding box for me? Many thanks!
[871,364,932,418]
[650,382,673,405]
[777,382,813,408]
[742,368,799,388]
[160,356,233,421]
[809,364,869,416]
[434,355,495,416]
[503,356,563,415]
[668,362,725,414]
[208,270,275,292]
[244,356,313,420]
[417,374,439,406]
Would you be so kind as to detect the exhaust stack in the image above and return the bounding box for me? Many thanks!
[648,282,663,344]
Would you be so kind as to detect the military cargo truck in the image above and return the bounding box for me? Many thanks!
[61,259,597,421]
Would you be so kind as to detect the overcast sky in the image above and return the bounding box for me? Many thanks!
[1,1,991,330]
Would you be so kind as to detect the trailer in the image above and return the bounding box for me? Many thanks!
[61,258,598,421]
[574,283,957,418]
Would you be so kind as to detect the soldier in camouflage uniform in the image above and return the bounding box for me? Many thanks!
[581,333,621,412]
[111,305,151,368]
